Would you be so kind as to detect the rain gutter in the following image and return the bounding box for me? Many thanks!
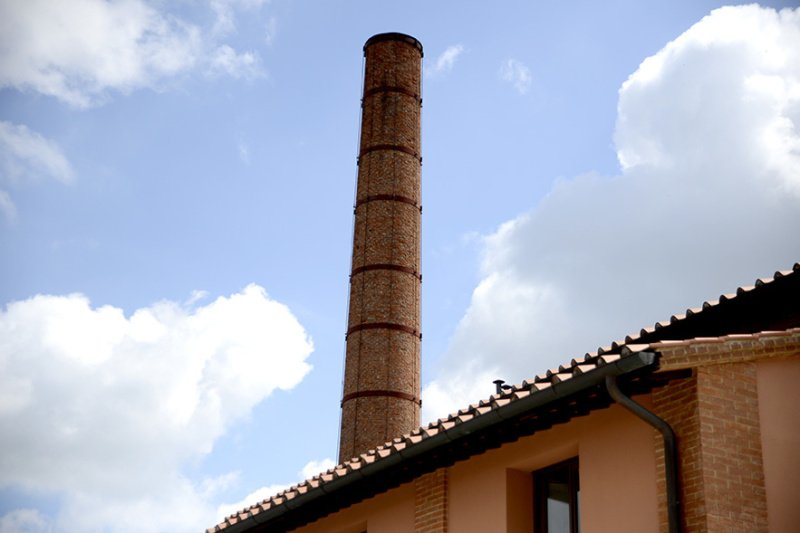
[605,375,681,533]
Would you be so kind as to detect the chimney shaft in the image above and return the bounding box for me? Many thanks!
[339,33,423,462]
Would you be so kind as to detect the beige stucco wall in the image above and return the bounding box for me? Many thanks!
[449,400,659,533]
[757,356,800,533]
[580,400,660,533]
[293,481,414,533]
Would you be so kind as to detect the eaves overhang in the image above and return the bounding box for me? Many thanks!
[214,349,660,533]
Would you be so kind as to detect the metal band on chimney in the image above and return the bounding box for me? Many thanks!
[354,194,419,210]
[341,389,421,406]
[351,263,421,280]
[363,85,422,105]
[358,144,421,162]
[346,322,421,339]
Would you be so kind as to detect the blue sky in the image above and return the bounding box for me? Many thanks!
[1,1,799,531]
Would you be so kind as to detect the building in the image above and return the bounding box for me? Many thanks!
[208,263,800,533]
[207,33,800,533]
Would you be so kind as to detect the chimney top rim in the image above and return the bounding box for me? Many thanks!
[364,33,423,57]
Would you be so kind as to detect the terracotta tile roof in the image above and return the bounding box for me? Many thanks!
[593,262,800,355]
[208,345,658,533]
[209,263,800,533]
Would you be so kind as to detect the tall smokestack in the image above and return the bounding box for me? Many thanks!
[339,33,423,462]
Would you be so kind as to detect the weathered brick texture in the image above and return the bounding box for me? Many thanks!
[415,469,448,533]
[656,333,800,371]
[653,361,768,533]
[339,34,423,463]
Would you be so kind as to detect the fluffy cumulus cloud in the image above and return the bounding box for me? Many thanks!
[499,58,532,94]
[423,5,800,419]
[0,285,313,532]
[0,0,265,108]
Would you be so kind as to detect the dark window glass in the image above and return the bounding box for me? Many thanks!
[534,457,580,533]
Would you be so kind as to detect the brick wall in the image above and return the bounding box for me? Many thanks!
[652,374,699,532]
[415,469,448,533]
[653,361,768,532]
[656,331,800,372]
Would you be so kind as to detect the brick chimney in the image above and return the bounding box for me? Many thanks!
[339,33,423,462]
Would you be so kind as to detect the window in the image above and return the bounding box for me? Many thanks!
[534,457,580,533]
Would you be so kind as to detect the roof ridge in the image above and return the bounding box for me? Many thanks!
[592,263,799,356]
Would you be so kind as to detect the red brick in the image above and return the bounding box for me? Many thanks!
[339,35,423,462]
[653,362,768,533]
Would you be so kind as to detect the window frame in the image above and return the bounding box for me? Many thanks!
[533,457,580,533]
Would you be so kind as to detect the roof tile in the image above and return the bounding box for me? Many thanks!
[597,354,621,365]
[551,372,573,384]
[492,397,511,408]
[572,364,595,375]
[513,390,531,400]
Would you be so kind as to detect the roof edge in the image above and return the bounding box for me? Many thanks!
[212,350,657,533]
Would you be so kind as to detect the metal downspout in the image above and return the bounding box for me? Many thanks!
[604,375,681,533]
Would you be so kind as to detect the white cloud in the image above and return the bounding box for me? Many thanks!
[0,0,199,107]
[0,285,313,532]
[216,458,335,521]
[0,509,51,533]
[208,45,262,80]
[615,5,800,194]
[423,5,800,420]
[216,484,290,521]
[211,0,270,37]
[0,121,74,185]
[300,458,336,479]
[185,289,210,306]
[427,44,464,76]
[499,58,532,94]
[0,0,266,108]
[0,121,75,221]
[0,190,16,222]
